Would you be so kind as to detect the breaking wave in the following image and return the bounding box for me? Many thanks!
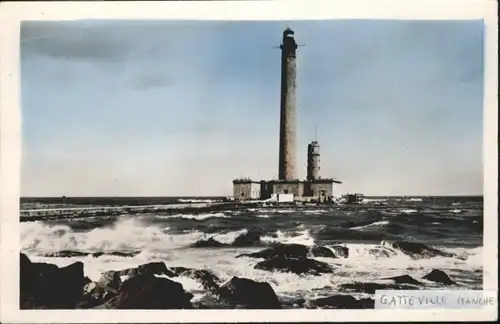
[167,212,230,220]
[349,220,390,230]
[20,196,484,302]
[21,216,483,300]
[400,209,418,214]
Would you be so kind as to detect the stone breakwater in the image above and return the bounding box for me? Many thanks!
[20,241,461,309]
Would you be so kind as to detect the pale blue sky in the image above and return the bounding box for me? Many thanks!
[21,20,484,197]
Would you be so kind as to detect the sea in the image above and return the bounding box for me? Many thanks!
[20,195,483,306]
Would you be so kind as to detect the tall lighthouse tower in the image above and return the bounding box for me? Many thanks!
[278,28,298,181]
[232,28,342,202]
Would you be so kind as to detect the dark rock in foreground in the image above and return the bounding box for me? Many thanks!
[215,276,281,309]
[96,274,193,309]
[192,295,233,309]
[231,230,263,247]
[191,237,227,248]
[238,243,348,260]
[170,267,221,292]
[368,246,395,258]
[190,231,264,248]
[97,271,121,292]
[77,281,117,309]
[237,243,309,259]
[278,296,306,309]
[20,254,284,310]
[382,274,423,286]
[117,261,175,277]
[20,253,86,309]
[91,251,140,258]
[109,262,221,293]
[41,250,140,258]
[382,240,462,259]
[254,256,334,275]
[305,295,375,309]
[81,263,223,309]
[330,245,349,258]
[422,269,456,285]
[308,245,336,258]
[42,250,89,258]
[339,282,419,294]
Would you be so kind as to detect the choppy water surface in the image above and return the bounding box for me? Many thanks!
[20,196,483,303]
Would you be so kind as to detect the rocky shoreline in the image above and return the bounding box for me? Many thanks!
[20,240,462,309]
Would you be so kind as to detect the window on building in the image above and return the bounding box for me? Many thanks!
[241,192,245,197]
[284,189,289,194]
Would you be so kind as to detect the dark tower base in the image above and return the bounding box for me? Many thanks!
[233,178,342,202]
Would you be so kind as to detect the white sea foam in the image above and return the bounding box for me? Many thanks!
[360,198,388,204]
[21,218,203,252]
[178,199,217,204]
[120,275,131,282]
[155,274,206,298]
[21,218,255,253]
[168,212,229,220]
[325,243,482,289]
[24,241,482,300]
[302,209,328,214]
[400,209,418,214]
[260,229,316,247]
[255,208,296,214]
[21,220,483,301]
[213,229,249,244]
[449,209,463,214]
[350,220,390,230]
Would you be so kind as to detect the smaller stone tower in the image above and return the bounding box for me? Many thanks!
[307,141,320,180]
